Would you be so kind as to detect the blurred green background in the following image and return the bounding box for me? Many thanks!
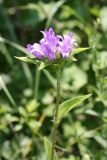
[0,0,107,159]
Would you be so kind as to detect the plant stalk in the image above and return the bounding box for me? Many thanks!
[51,67,61,160]
[34,67,41,100]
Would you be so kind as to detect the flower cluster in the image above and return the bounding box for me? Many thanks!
[27,28,77,61]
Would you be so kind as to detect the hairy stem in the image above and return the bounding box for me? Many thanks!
[51,67,61,160]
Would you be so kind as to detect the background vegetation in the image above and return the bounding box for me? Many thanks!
[0,0,107,159]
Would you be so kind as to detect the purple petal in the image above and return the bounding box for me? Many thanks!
[27,44,43,59]
[32,51,43,59]
[57,32,76,57]
[41,44,55,61]
[27,44,34,51]
[41,28,58,52]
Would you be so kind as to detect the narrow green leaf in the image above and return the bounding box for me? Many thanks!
[94,135,107,148]
[15,56,37,64]
[0,37,29,55]
[46,0,65,28]
[58,94,91,121]
[0,42,13,66]
[15,56,58,71]
[15,56,36,86]
[44,137,51,160]
[73,47,90,55]
[22,63,33,87]
[0,75,16,107]
[44,137,59,160]
[43,69,56,88]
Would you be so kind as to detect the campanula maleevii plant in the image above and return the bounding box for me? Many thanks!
[26,28,77,61]
[26,28,78,160]
[16,28,90,160]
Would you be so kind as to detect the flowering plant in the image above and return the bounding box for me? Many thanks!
[16,28,88,71]
[27,28,77,61]
[16,28,91,160]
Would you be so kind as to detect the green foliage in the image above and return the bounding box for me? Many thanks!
[58,94,91,121]
[0,0,107,159]
[44,137,59,160]
[72,47,90,55]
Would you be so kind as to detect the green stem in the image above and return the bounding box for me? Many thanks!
[34,67,41,100]
[51,67,61,160]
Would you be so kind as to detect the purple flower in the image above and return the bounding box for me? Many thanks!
[57,33,77,58]
[40,28,58,61]
[27,44,43,59]
[26,28,77,61]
